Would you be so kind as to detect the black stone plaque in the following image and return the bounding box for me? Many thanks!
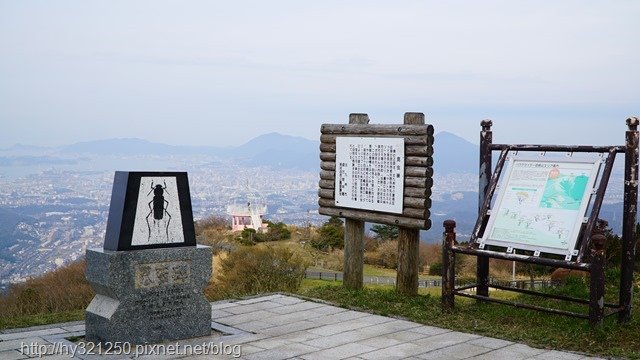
[104,171,196,251]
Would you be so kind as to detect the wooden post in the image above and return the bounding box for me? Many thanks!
[477,120,492,297]
[589,233,606,326]
[342,113,369,290]
[396,112,425,296]
[442,220,456,311]
[619,117,639,322]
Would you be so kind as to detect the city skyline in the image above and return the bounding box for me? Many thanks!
[1,1,638,148]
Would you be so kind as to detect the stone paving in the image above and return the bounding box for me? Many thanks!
[0,294,605,359]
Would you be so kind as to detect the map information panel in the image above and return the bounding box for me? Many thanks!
[335,137,405,214]
[481,157,601,256]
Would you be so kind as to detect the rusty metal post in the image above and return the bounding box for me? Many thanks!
[620,117,639,322]
[477,120,492,297]
[442,220,457,311]
[589,234,606,326]
[342,113,369,290]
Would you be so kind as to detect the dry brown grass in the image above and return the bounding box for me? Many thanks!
[205,245,308,301]
[0,260,93,321]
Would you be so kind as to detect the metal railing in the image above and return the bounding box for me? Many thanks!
[304,270,558,290]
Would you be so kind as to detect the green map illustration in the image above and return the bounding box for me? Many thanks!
[539,172,589,210]
[483,159,599,254]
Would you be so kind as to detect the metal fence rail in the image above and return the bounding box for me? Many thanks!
[304,270,558,290]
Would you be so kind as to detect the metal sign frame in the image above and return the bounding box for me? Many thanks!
[441,118,639,327]
[480,156,602,259]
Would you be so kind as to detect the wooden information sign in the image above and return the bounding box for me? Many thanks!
[318,112,433,294]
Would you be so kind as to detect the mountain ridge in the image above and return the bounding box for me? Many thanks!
[2,132,481,174]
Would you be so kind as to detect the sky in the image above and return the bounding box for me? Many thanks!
[0,1,638,148]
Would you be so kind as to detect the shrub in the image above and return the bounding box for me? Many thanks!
[364,240,398,269]
[323,250,344,272]
[429,262,443,276]
[239,228,258,245]
[363,235,379,252]
[427,256,467,276]
[0,260,93,321]
[195,215,230,234]
[255,221,292,242]
[196,215,237,251]
[213,246,308,298]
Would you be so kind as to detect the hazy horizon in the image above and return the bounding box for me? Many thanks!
[0,129,476,149]
[1,1,638,148]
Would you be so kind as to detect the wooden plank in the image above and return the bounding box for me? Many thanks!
[318,188,334,199]
[318,198,335,207]
[342,113,369,291]
[320,152,335,161]
[349,113,370,125]
[404,187,431,197]
[397,112,426,295]
[320,174,433,188]
[317,198,430,219]
[320,134,434,146]
[403,208,430,219]
[320,183,431,200]
[321,123,434,136]
[320,143,336,153]
[319,179,334,189]
[404,196,432,209]
[406,146,434,157]
[319,206,431,229]
[405,177,433,188]
[320,151,433,172]
[396,227,419,295]
[319,164,432,178]
[406,156,433,167]
[320,143,433,156]
[405,166,433,178]
[321,143,432,156]
[320,170,335,180]
[320,161,335,171]
[343,218,364,289]
[320,165,431,188]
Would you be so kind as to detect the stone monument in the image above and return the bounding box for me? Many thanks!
[85,171,212,344]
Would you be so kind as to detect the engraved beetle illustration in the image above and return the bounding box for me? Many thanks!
[146,180,172,241]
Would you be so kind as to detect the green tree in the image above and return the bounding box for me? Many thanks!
[239,228,257,245]
[266,221,292,241]
[310,216,344,251]
[370,224,399,241]
[253,221,292,242]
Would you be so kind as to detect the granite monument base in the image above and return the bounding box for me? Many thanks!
[85,245,212,344]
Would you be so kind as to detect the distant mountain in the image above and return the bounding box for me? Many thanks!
[432,132,478,175]
[236,132,478,172]
[234,133,316,157]
[57,134,320,171]
[6,132,478,174]
[238,133,319,170]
